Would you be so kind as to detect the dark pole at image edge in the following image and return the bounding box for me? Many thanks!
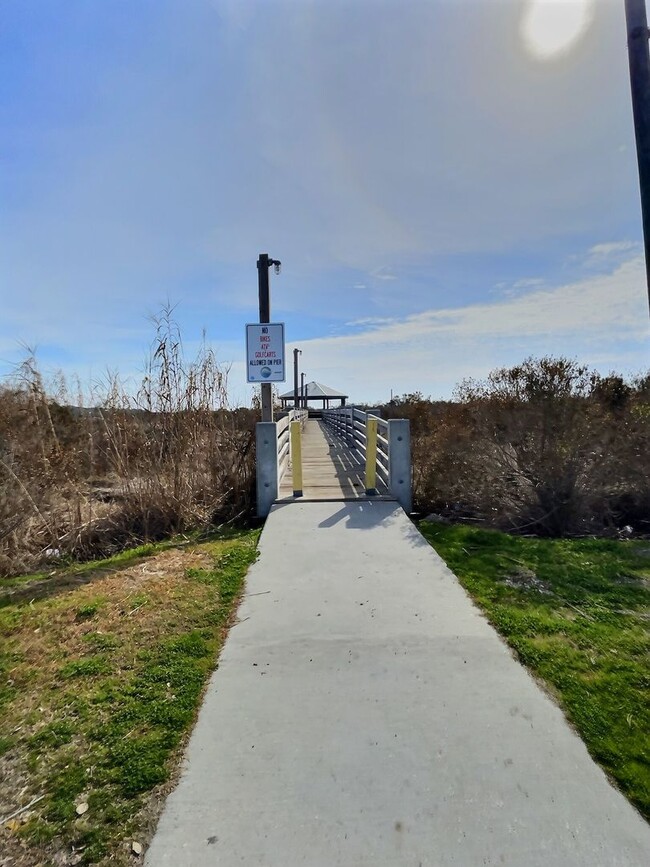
[625,0,650,313]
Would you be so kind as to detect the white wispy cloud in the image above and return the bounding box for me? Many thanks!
[589,241,637,257]
[512,277,546,290]
[370,268,397,282]
[0,0,645,402]
[288,254,650,400]
[345,317,396,328]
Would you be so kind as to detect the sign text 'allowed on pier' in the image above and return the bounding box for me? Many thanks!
[246,323,286,382]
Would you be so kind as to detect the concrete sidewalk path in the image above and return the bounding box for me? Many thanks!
[145,502,650,867]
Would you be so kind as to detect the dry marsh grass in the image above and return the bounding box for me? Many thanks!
[0,312,257,578]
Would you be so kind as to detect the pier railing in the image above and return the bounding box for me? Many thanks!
[256,409,307,517]
[321,407,411,512]
[276,409,308,482]
[255,407,410,517]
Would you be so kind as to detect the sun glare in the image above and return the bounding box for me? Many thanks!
[521,0,594,60]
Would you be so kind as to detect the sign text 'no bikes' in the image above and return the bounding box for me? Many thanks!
[246,323,286,383]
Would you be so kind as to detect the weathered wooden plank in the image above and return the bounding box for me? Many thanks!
[277,419,390,501]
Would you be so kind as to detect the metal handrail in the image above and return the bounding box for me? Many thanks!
[277,409,307,480]
[321,406,390,491]
[256,406,410,517]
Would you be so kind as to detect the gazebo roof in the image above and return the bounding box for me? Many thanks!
[279,380,348,400]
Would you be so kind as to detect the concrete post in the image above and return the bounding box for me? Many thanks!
[388,419,411,513]
[256,422,278,518]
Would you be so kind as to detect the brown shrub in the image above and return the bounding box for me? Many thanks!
[0,312,257,576]
[384,358,650,537]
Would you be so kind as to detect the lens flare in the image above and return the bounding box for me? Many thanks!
[521,0,594,60]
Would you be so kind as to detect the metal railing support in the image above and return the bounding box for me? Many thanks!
[256,421,279,518]
[321,407,411,510]
[388,419,411,513]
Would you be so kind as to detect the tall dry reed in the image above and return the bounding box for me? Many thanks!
[0,311,257,577]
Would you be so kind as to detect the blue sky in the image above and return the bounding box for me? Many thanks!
[1,0,649,404]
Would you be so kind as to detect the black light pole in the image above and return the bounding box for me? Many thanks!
[301,372,306,409]
[625,0,650,312]
[293,348,302,410]
[256,253,281,421]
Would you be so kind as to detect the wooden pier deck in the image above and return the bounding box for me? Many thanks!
[278,419,389,501]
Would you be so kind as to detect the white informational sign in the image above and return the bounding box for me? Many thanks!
[246,323,286,383]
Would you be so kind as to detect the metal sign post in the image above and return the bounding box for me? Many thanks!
[256,253,282,420]
[293,347,302,409]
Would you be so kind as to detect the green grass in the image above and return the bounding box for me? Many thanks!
[419,522,650,820]
[0,529,259,865]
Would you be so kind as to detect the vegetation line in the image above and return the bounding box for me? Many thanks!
[387,357,649,538]
[1,309,257,579]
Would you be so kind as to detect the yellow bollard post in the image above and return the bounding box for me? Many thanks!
[290,420,303,497]
[365,416,378,495]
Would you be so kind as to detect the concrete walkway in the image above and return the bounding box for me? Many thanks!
[145,502,650,867]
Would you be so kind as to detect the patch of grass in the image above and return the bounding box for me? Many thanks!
[21,818,57,845]
[44,758,89,824]
[28,721,75,750]
[185,566,213,584]
[75,599,105,621]
[60,656,113,679]
[420,522,650,820]
[0,736,15,756]
[0,529,259,865]
[83,631,120,651]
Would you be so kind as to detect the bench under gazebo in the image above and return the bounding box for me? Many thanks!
[279,380,348,410]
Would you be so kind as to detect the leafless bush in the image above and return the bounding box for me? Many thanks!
[0,311,257,576]
[382,393,473,511]
[385,358,650,537]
